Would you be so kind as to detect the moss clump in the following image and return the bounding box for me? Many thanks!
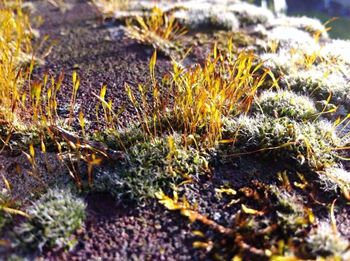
[185,31,254,52]
[321,39,350,65]
[174,6,240,31]
[229,2,274,27]
[273,189,310,233]
[261,51,296,75]
[272,16,328,38]
[245,187,311,238]
[253,90,317,120]
[94,135,209,202]
[221,115,342,169]
[14,188,85,252]
[92,124,145,151]
[285,66,350,102]
[318,167,350,193]
[0,189,14,232]
[305,222,350,259]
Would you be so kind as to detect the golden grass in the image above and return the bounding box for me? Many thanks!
[126,7,187,55]
[125,42,271,146]
[0,0,35,125]
[92,0,130,15]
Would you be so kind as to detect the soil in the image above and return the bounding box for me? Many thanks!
[33,0,173,131]
[0,0,349,260]
[45,196,201,261]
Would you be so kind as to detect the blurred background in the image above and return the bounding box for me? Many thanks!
[246,0,350,39]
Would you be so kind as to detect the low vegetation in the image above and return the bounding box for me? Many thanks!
[94,135,209,201]
[92,0,129,15]
[14,188,85,252]
[0,189,27,233]
[0,0,35,126]
[252,90,318,120]
[221,115,343,170]
[126,7,187,56]
[1,0,349,260]
[125,47,271,147]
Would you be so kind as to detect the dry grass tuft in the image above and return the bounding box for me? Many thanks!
[125,44,271,146]
[92,0,130,15]
[126,6,187,56]
[0,0,35,125]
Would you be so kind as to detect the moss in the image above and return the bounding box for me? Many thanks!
[284,66,350,102]
[0,189,14,233]
[245,187,310,237]
[93,135,209,202]
[260,50,299,75]
[253,90,317,120]
[272,188,310,233]
[14,188,85,252]
[305,222,350,259]
[321,39,350,64]
[271,16,328,39]
[174,6,240,31]
[220,115,342,169]
[92,124,145,151]
[318,167,350,193]
[184,31,255,51]
[289,11,350,40]
[267,26,320,53]
[229,2,274,27]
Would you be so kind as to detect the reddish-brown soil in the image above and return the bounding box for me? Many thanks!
[33,0,173,130]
